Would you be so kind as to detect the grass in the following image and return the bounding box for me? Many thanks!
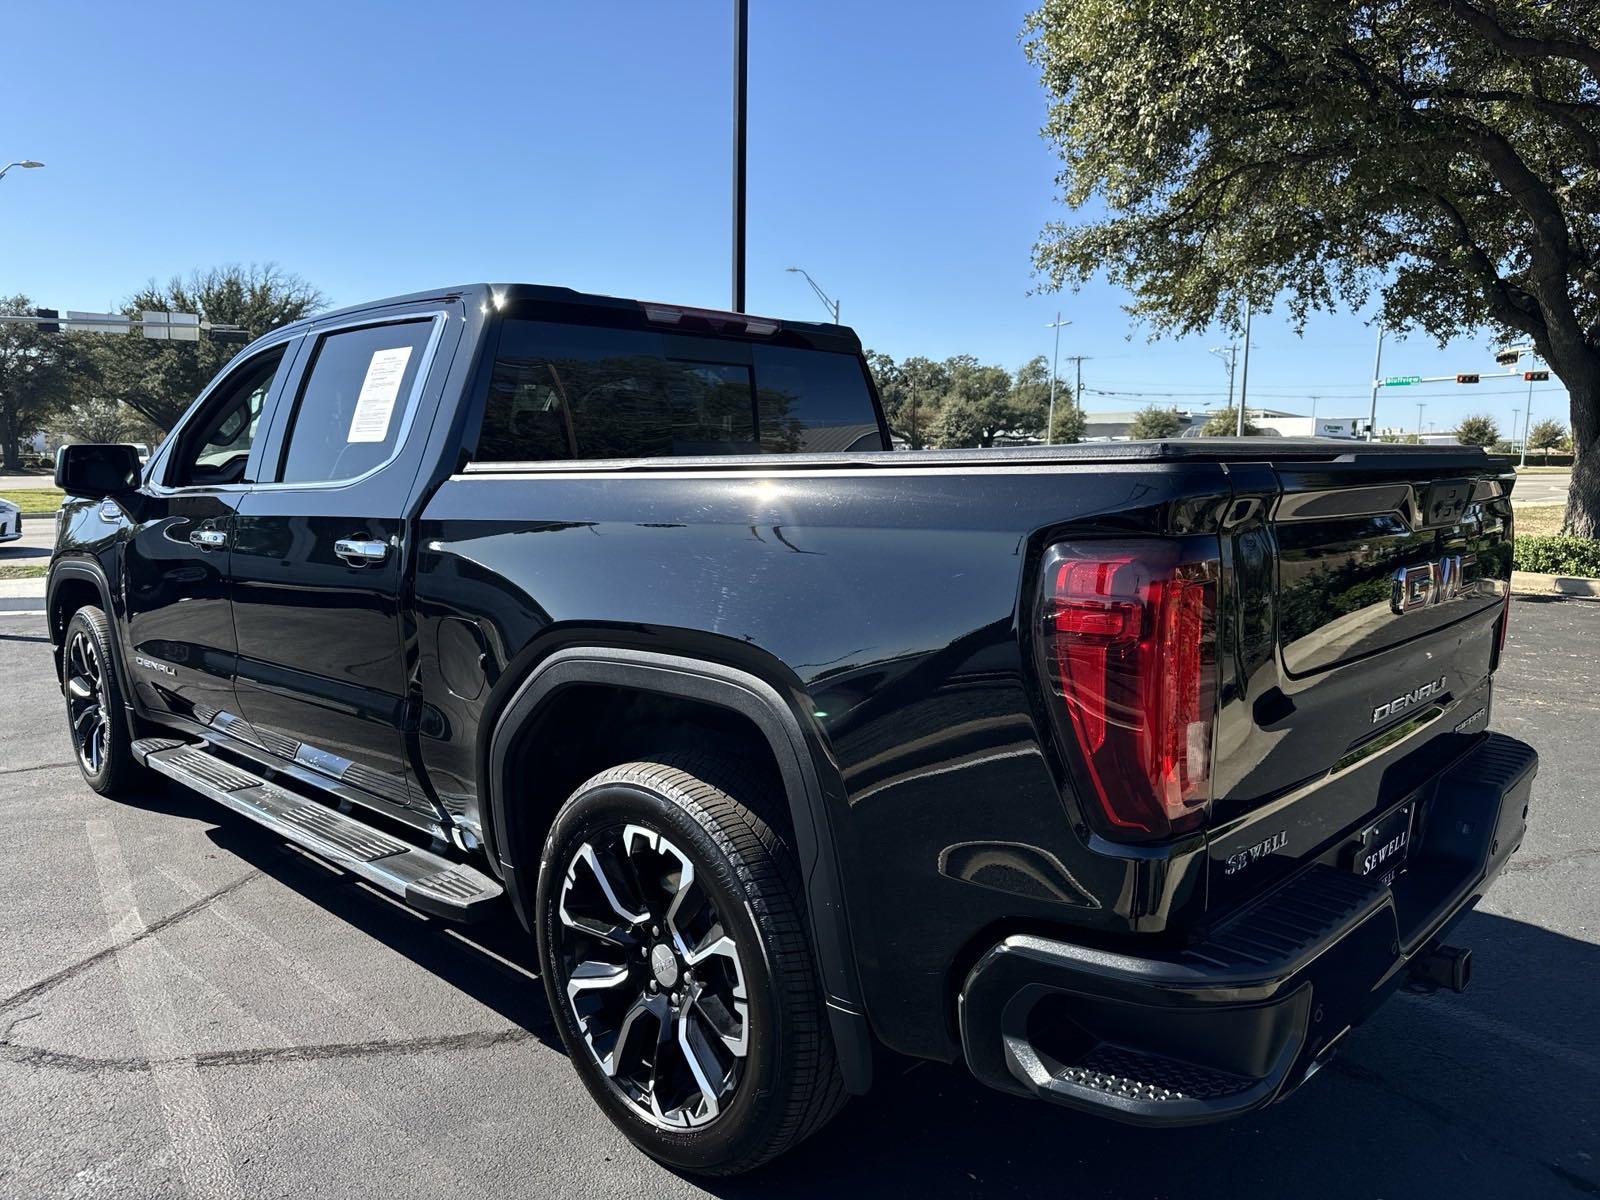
[0,564,47,580]
[1514,505,1567,537]
[0,487,65,514]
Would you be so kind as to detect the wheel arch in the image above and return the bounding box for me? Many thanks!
[47,559,141,740]
[483,645,873,1093]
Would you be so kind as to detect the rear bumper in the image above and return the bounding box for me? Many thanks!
[958,732,1536,1126]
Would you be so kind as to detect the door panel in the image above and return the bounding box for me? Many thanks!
[122,342,294,723]
[229,309,456,816]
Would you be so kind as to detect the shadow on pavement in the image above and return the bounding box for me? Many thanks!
[115,776,1598,1199]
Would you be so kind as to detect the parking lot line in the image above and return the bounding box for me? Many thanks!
[86,818,244,1200]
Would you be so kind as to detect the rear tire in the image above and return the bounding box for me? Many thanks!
[62,606,145,796]
[535,754,847,1175]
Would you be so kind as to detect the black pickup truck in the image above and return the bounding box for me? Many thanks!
[48,283,1536,1174]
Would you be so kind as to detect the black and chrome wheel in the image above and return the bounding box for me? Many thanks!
[536,756,846,1175]
[61,606,142,795]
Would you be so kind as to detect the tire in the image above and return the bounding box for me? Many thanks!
[535,754,847,1175]
[61,606,144,796]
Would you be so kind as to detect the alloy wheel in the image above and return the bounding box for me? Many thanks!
[556,822,750,1130]
[66,628,110,775]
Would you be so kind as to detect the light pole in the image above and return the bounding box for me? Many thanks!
[1367,326,1384,441]
[1415,402,1426,442]
[731,1,748,312]
[1520,375,1534,468]
[1046,313,1070,444]
[785,266,839,324]
[1236,299,1253,435]
[0,160,45,183]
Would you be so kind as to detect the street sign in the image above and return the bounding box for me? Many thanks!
[66,310,129,335]
[1383,375,1421,386]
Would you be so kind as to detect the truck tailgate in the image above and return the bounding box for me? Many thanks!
[1205,451,1514,912]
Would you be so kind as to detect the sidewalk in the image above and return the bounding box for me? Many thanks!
[0,577,45,613]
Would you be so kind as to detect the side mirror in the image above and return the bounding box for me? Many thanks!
[55,443,142,499]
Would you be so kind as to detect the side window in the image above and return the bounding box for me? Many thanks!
[170,346,286,487]
[277,320,434,484]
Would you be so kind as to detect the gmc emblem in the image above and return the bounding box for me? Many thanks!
[1391,553,1476,614]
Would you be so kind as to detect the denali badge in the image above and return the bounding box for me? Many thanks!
[1391,553,1475,614]
[1224,829,1288,876]
[1372,676,1446,724]
[133,655,176,677]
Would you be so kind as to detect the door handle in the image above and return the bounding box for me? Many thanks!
[334,537,389,566]
[189,528,227,550]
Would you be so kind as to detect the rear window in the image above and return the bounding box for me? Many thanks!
[474,320,883,463]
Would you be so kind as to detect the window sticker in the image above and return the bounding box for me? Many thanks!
[346,346,413,443]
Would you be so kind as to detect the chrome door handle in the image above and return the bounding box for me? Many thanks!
[189,528,227,550]
[334,537,389,566]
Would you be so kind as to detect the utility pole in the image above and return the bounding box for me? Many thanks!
[1045,313,1070,443]
[1064,355,1090,412]
[1367,326,1384,441]
[1236,300,1253,435]
[1209,345,1237,410]
[730,0,748,313]
[1415,402,1427,442]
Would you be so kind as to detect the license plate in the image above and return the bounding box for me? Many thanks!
[1351,803,1413,882]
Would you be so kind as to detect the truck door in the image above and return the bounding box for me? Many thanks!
[122,341,296,725]
[229,307,457,818]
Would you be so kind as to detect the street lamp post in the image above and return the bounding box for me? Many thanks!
[0,160,45,183]
[1236,299,1253,435]
[1046,313,1070,444]
[784,266,839,324]
[1415,402,1427,442]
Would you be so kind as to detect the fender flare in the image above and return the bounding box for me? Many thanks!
[485,645,873,1093]
[47,558,141,740]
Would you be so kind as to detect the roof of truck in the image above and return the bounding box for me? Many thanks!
[273,283,862,352]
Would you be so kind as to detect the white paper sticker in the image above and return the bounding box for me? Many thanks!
[346,346,413,443]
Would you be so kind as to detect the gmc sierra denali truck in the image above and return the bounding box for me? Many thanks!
[48,283,1536,1175]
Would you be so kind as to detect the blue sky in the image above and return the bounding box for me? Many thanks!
[3,0,1570,437]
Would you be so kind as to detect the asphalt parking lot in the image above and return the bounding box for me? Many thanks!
[0,598,1595,1199]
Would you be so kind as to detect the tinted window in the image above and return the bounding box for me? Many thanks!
[277,320,433,483]
[171,347,285,486]
[475,320,882,462]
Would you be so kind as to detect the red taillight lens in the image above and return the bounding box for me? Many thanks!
[1041,540,1219,840]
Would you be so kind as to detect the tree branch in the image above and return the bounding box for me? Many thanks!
[1437,0,1600,80]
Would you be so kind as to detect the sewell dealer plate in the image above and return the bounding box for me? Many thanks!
[1349,802,1413,884]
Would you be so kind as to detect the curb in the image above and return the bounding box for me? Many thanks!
[1511,570,1600,600]
[0,578,46,613]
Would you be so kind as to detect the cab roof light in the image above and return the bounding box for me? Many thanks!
[639,302,780,336]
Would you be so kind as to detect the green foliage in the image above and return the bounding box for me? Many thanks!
[0,295,83,470]
[1514,535,1600,576]
[83,264,325,430]
[1021,0,1600,533]
[867,350,1071,448]
[1526,419,1570,451]
[1129,406,1184,439]
[1200,406,1261,437]
[1457,413,1500,447]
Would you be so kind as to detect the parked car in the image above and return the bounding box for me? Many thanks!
[0,496,20,543]
[46,284,1536,1174]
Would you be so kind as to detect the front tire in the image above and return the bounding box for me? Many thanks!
[62,606,144,796]
[535,756,846,1175]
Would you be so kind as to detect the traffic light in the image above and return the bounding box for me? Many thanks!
[1494,347,1522,366]
[1456,373,1480,384]
[36,308,59,334]
[1524,369,1550,382]
[206,327,251,345]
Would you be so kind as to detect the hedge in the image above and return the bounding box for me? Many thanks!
[1514,535,1600,577]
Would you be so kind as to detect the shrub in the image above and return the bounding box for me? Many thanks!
[1514,536,1600,577]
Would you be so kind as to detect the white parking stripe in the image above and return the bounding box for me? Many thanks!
[86,819,243,1200]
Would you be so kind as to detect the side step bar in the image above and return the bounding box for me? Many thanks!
[133,738,504,922]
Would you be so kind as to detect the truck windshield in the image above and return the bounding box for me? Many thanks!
[474,319,885,463]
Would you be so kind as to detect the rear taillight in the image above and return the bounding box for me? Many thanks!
[1040,540,1220,841]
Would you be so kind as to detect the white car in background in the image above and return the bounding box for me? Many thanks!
[0,496,20,543]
